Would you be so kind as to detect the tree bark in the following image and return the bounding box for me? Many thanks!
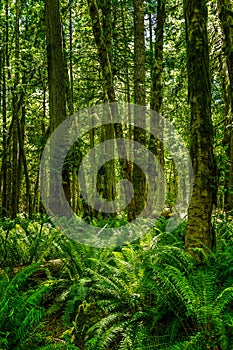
[183,0,216,255]
[1,0,9,217]
[45,0,68,215]
[151,0,165,117]
[148,0,166,215]
[87,0,116,103]
[11,0,20,219]
[18,105,32,217]
[217,0,233,211]
[45,0,67,131]
[132,0,146,218]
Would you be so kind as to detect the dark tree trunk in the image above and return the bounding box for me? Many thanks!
[18,105,32,217]
[132,0,146,218]
[151,0,165,117]
[45,0,69,215]
[1,0,9,217]
[11,0,20,219]
[45,0,67,131]
[148,0,166,215]
[87,0,116,103]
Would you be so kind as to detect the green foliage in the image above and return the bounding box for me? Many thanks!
[87,213,129,228]
[0,0,232,346]
[56,215,233,349]
[0,215,233,348]
[0,264,50,349]
[0,216,66,267]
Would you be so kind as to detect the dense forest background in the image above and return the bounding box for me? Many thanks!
[1,0,233,349]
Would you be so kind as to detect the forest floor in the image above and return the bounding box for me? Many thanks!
[0,213,233,349]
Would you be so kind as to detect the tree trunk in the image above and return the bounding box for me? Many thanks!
[217,0,233,211]
[18,105,32,217]
[45,0,68,215]
[88,0,133,216]
[87,0,116,103]
[132,0,146,218]
[1,0,9,217]
[148,0,166,215]
[69,1,74,110]
[183,0,216,255]
[45,0,67,130]
[151,0,165,116]
[11,0,20,219]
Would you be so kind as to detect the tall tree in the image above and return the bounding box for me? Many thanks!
[87,0,116,212]
[11,0,20,218]
[87,0,116,103]
[217,0,233,211]
[45,0,67,131]
[148,0,166,215]
[87,0,133,216]
[45,0,69,214]
[184,0,216,254]
[132,0,146,218]
[1,0,9,217]
[151,0,165,117]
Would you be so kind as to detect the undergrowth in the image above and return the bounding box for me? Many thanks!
[0,214,232,349]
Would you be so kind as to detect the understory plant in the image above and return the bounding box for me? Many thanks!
[0,264,51,349]
[0,215,233,349]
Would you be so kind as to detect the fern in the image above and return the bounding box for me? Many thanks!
[0,217,66,267]
[0,264,50,349]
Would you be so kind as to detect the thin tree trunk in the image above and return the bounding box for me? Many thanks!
[121,1,133,203]
[17,105,32,217]
[151,0,165,117]
[148,0,166,215]
[11,0,20,219]
[69,1,74,108]
[132,0,146,218]
[1,0,8,217]
[63,28,74,117]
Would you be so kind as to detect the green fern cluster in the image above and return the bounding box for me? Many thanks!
[1,215,233,349]
[62,223,233,349]
[0,216,67,267]
[0,264,50,349]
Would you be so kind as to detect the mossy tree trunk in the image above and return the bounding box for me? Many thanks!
[1,0,9,217]
[151,0,165,118]
[148,0,166,214]
[87,0,116,213]
[87,0,116,103]
[183,0,216,253]
[132,0,146,219]
[45,0,67,130]
[45,0,69,214]
[88,0,132,216]
[11,0,20,219]
[217,0,233,211]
